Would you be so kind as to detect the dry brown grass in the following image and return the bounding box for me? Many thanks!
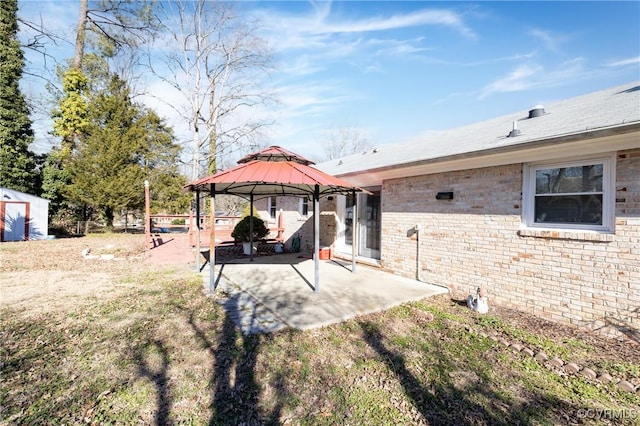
[1,234,638,425]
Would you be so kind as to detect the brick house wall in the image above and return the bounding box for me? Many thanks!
[254,196,337,253]
[253,196,343,253]
[381,148,639,338]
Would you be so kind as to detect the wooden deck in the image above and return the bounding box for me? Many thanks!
[188,222,284,248]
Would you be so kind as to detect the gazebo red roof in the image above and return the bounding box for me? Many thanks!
[185,146,361,197]
[236,145,314,165]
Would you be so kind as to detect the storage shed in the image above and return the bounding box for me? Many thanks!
[0,187,50,242]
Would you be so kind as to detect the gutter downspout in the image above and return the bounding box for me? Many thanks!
[415,224,420,281]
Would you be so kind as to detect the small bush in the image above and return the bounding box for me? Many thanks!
[231,216,269,242]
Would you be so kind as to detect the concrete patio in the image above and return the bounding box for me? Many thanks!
[201,253,449,334]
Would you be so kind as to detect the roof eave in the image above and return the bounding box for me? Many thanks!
[334,122,640,185]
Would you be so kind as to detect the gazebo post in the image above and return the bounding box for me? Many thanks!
[351,189,357,273]
[314,185,320,292]
[144,180,150,250]
[195,190,201,272]
[209,185,216,292]
[249,194,254,262]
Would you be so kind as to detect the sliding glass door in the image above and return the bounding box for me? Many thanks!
[338,189,381,260]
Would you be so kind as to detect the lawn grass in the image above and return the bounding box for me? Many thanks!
[1,236,639,425]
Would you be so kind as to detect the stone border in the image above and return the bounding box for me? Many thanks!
[470,327,639,395]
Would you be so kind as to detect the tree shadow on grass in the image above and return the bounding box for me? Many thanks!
[358,321,592,425]
[0,315,75,423]
[134,340,172,426]
[183,294,292,425]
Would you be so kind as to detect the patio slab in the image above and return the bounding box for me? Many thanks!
[201,253,449,334]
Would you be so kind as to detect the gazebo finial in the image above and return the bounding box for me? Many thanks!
[237,146,315,165]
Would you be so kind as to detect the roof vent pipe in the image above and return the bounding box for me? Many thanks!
[508,120,521,138]
[528,105,545,118]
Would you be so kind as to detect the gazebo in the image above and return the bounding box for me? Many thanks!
[184,146,364,292]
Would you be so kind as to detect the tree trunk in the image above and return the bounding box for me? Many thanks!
[104,206,114,230]
[208,132,217,175]
[73,0,88,69]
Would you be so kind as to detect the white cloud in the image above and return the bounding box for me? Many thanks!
[312,9,475,38]
[478,64,543,99]
[276,56,325,76]
[478,57,587,99]
[363,64,382,74]
[542,57,586,83]
[260,79,364,159]
[460,51,536,67]
[258,4,474,54]
[273,82,354,120]
[604,56,640,67]
[529,29,563,53]
[367,37,430,57]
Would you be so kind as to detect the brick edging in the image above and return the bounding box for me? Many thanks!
[470,327,639,394]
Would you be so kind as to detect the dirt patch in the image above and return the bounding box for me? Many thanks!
[0,233,179,317]
[489,303,640,366]
[449,370,482,391]
[1,271,119,316]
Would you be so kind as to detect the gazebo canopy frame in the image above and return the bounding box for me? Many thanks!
[185,146,364,293]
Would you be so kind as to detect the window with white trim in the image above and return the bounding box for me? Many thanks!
[522,154,615,232]
[298,196,309,217]
[268,196,277,219]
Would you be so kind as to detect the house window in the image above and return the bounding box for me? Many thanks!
[299,196,309,217]
[522,154,615,232]
[268,196,277,219]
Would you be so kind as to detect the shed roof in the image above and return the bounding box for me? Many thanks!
[318,82,640,177]
[0,187,50,204]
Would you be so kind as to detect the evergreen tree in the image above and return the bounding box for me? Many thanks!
[66,74,181,228]
[133,98,191,215]
[40,148,72,217]
[51,68,90,151]
[148,172,191,215]
[42,68,90,221]
[0,0,38,193]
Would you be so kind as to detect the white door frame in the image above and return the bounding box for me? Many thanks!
[335,188,381,260]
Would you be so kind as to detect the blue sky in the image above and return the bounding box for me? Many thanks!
[18,1,640,163]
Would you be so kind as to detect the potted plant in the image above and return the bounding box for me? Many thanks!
[231,215,270,255]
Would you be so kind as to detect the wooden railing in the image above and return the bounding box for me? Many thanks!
[186,214,284,247]
[187,214,239,247]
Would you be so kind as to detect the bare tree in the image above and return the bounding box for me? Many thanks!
[72,0,89,69]
[72,0,158,70]
[18,0,157,74]
[215,194,247,216]
[18,15,67,75]
[151,0,275,180]
[321,125,372,161]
